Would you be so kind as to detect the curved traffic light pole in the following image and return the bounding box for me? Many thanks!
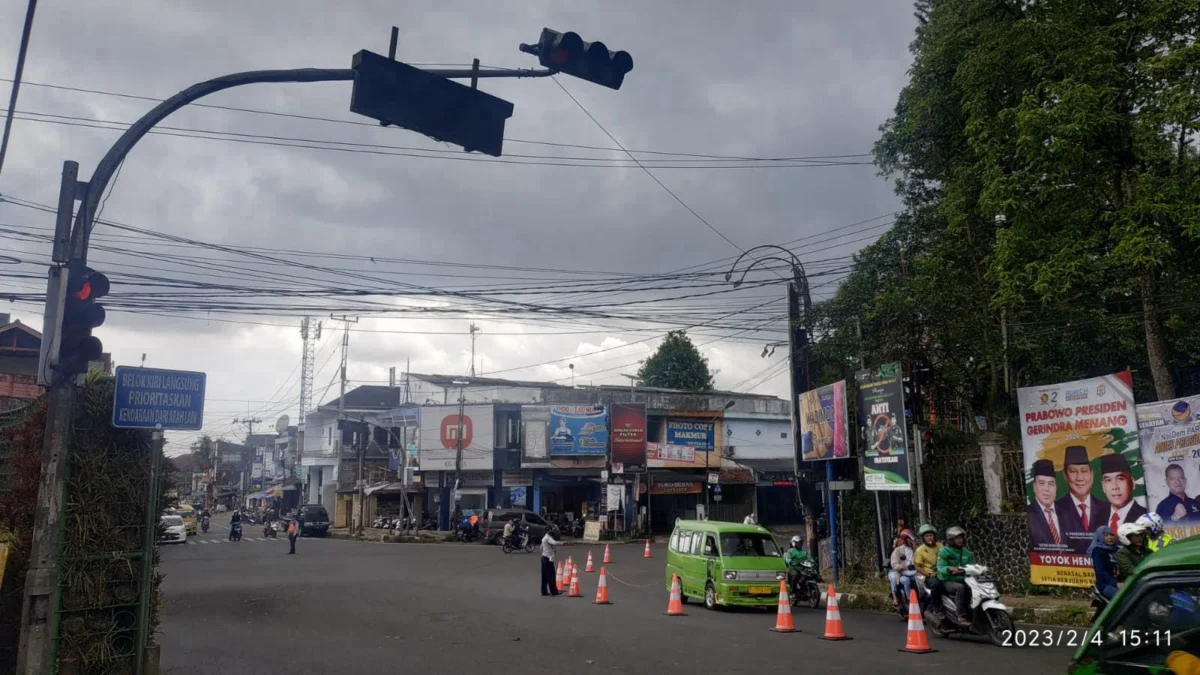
[24,59,558,675]
[67,64,555,263]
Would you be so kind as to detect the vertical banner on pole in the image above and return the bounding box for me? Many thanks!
[855,363,911,491]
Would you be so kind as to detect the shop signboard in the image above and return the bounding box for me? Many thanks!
[1136,395,1200,542]
[1018,371,1142,587]
[418,404,495,471]
[650,480,703,495]
[610,402,647,472]
[501,469,534,487]
[799,380,849,461]
[855,362,910,491]
[548,405,608,456]
[666,419,714,450]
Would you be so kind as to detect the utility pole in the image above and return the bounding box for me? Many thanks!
[451,379,469,515]
[469,323,481,377]
[331,316,358,524]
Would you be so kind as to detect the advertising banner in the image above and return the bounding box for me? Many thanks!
[800,380,850,461]
[1018,371,1142,587]
[856,363,910,491]
[610,402,647,472]
[549,405,608,456]
[1136,396,1200,542]
[418,404,495,471]
[666,419,715,450]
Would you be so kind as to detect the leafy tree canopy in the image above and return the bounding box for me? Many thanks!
[636,330,716,392]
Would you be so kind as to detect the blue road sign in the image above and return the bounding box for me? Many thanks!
[112,366,206,430]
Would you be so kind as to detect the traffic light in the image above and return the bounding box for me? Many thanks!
[58,261,109,376]
[525,29,633,90]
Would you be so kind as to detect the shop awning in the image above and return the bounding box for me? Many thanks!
[731,458,795,473]
[364,481,410,495]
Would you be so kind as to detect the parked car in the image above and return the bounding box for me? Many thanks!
[481,508,549,546]
[159,515,187,545]
[295,504,330,537]
[175,504,199,535]
[665,519,786,610]
[1068,535,1200,674]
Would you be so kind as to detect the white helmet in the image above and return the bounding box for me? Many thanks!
[1117,522,1146,546]
[1135,513,1164,538]
[790,535,803,548]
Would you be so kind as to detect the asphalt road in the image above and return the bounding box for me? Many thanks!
[158,530,1078,674]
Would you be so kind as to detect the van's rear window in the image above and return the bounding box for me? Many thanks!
[719,533,781,557]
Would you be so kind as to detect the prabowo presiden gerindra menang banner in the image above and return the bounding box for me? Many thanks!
[1017,371,1144,587]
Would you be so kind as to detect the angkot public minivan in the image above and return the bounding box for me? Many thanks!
[664,519,787,609]
[1068,535,1200,674]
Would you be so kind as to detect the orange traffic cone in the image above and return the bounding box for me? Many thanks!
[568,563,583,597]
[555,561,564,592]
[603,543,612,564]
[644,540,652,558]
[593,567,612,605]
[900,589,937,654]
[585,551,595,573]
[769,580,797,633]
[664,573,687,616]
[818,584,852,641]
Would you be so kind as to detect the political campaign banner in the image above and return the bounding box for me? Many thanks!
[1136,396,1200,543]
[549,405,608,456]
[1018,371,1143,587]
[856,363,910,491]
[800,380,849,461]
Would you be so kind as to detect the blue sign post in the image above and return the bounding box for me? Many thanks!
[112,366,206,430]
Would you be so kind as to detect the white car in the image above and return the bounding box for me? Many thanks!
[159,515,187,544]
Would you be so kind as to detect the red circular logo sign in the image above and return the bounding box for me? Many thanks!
[440,414,473,449]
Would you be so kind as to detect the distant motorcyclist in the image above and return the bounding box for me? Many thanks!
[784,535,814,590]
[936,526,975,627]
[889,529,919,608]
[1136,513,1174,553]
[914,524,944,618]
[1088,525,1120,600]
[1116,522,1148,581]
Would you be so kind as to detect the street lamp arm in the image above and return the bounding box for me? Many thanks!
[723,244,801,282]
[729,255,801,288]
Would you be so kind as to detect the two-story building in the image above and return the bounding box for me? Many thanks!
[0,313,113,412]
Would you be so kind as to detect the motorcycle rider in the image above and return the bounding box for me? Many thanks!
[914,524,944,619]
[504,518,520,548]
[889,529,919,608]
[1089,525,1120,600]
[1136,513,1174,553]
[784,535,814,591]
[229,509,242,541]
[1116,522,1148,581]
[936,526,976,627]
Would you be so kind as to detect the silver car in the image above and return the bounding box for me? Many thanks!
[159,515,187,544]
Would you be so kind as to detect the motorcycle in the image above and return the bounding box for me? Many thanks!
[263,520,278,538]
[1089,586,1111,622]
[892,572,929,620]
[788,559,823,609]
[229,521,243,542]
[200,515,210,533]
[502,527,536,554]
[456,522,481,543]
[924,564,1013,646]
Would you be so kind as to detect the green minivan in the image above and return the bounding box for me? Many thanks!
[1068,535,1200,674]
[665,519,787,610]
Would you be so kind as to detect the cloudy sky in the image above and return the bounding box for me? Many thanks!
[0,0,913,453]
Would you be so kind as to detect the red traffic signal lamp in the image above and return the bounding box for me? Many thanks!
[522,29,633,90]
[58,261,110,375]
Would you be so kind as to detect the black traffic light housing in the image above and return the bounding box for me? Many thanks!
[524,29,633,90]
[58,261,109,376]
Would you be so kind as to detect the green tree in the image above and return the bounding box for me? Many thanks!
[636,330,715,391]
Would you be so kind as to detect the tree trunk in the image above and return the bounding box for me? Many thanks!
[1139,271,1176,401]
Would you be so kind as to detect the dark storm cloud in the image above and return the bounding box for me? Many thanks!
[0,0,914,445]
